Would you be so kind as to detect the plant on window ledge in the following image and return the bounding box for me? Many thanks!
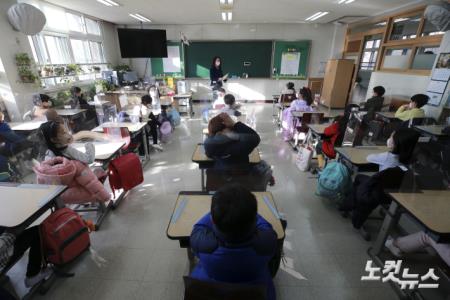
[95,79,115,92]
[18,66,38,83]
[113,64,131,73]
[66,64,81,75]
[54,66,65,77]
[92,66,101,73]
[15,53,32,66]
[55,90,72,107]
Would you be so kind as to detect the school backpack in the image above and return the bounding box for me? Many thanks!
[40,207,90,265]
[168,109,181,127]
[159,121,172,143]
[316,161,352,202]
[108,153,143,197]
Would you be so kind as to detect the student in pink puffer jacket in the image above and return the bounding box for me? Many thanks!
[35,120,110,204]
[34,156,110,204]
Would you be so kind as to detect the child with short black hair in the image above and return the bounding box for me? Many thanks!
[29,94,51,121]
[190,184,277,300]
[220,94,241,117]
[361,85,385,122]
[395,94,429,121]
[139,94,163,151]
[283,82,296,94]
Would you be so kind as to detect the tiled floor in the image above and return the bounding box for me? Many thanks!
[8,104,399,299]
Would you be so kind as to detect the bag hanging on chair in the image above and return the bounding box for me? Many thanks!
[108,153,143,197]
[296,145,313,172]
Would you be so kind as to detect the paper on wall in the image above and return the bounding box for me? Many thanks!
[163,46,181,73]
[427,80,448,94]
[280,52,300,76]
[431,68,450,82]
[426,91,444,106]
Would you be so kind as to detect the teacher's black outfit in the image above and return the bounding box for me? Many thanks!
[210,67,224,89]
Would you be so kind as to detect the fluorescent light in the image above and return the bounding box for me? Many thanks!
[222,12,227,21]
[220,0,225,3]
[394,17,409,23]
[129,13,151,22]
[338,0,346,3]
[305,12,323,21]
[227,12,232,21]
[97,0,119,6]
[306,11,329,21]
[345,0,355,3]
[220,0,233,4]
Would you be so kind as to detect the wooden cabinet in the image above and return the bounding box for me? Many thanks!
[321,59,355,108]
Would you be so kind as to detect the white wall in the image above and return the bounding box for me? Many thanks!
[0,0,39,121]
[366,31,450,120]
[116,22,346,100]
[101,21,121,67]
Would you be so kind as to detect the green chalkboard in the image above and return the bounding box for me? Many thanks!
[184,41,273,78]
[150,41,185,77]
[272,41,311,79]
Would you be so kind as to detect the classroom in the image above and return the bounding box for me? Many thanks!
[0,0,449,299]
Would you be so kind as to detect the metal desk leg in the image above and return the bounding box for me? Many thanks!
[142,127,150,165]
[189,98,194,118]
[201,169,205,191]
[187,247,195,273]
[371,201,401,256]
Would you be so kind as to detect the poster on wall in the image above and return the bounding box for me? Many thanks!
[280,52,300,75]
[431,52,450,82]
[427,80,448,94]
[426,91,444,106]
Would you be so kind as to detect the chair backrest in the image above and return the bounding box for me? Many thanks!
[280,94,296,104]
[183,276,267,300]
[302,112,324,125]
[342,112,363,147]
[408,117,436,127]
[103,127,131,149]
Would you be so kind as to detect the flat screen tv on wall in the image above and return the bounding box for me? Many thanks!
[117,28,168,58]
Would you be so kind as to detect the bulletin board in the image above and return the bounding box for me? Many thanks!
[272,40,311,79]
[150,41,185,78]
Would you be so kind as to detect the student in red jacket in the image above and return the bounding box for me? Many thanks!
[315,115,346,169]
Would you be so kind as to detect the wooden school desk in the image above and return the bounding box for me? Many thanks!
[55,108,87,118]
[72,141,125,162]
[335,146,388,173]
[414,125,448,141]
[0,183,66,229]
[92,122,150,164]
[191,143,261,191]
[291,110,330,120]
[369,190,450,299]
[167,191,285,271]
[376,111,398,123]
[9,121,45,133]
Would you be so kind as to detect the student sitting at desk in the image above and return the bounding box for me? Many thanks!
[190,184,277,300]
[282,82,296,95]
[386,231,450,267]
[69,86,89,109]
[0,227,51,288]
[37,121,110,204]
[360,85,385,123]
[138,95,163,151]
[220,94,242,117]
[212,87,226,110]
[342,128,419,239]
[395,94,429,121]
[24,94,52,121]
[0,112,29,157]
[204,113,274,190]
[281,87,315,141]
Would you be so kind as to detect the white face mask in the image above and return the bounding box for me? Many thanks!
[387,137,394,149]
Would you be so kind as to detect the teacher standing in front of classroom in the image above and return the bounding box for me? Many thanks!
[210,56,226,90]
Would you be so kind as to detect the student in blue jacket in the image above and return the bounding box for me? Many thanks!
[190,184,278,300]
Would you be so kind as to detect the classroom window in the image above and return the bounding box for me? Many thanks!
[411,46,440,70]
[421,19,445,37]
[66,12,85,33]
[89,41,105,63]
[359,35,381,71]
[382,47,412,69]
[390,14,421,41]
[43,35,72,64]
[70,39,91,63]
[85,18,101,36]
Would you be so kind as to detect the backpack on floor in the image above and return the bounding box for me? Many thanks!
[109,153,143,197]
[40,208,90,265]
[159,121,172,143]
[168,108,181,127]
[296,145,313,171]
[316,161,352,202]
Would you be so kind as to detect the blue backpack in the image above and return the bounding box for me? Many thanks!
[168,109,181,127]
[316,161,352,201]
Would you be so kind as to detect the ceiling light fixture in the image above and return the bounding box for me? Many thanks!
[220,0,233,4]
[394,17,409,23]
[306,11,329,21]
[345,0,355,3]
[97,0,120,7]
[129,13,151,22]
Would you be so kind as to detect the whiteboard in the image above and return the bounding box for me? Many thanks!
[163,46,181,73]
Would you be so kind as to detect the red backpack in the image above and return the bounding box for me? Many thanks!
[108,153,143,197]
[40,208,90,265]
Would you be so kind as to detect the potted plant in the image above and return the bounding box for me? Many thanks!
[92,66,101,73]
[113,64,131,73]
[66,64,80,75]
[18,66,38,83]
[54,66,65,76]
[15,53,32,66]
